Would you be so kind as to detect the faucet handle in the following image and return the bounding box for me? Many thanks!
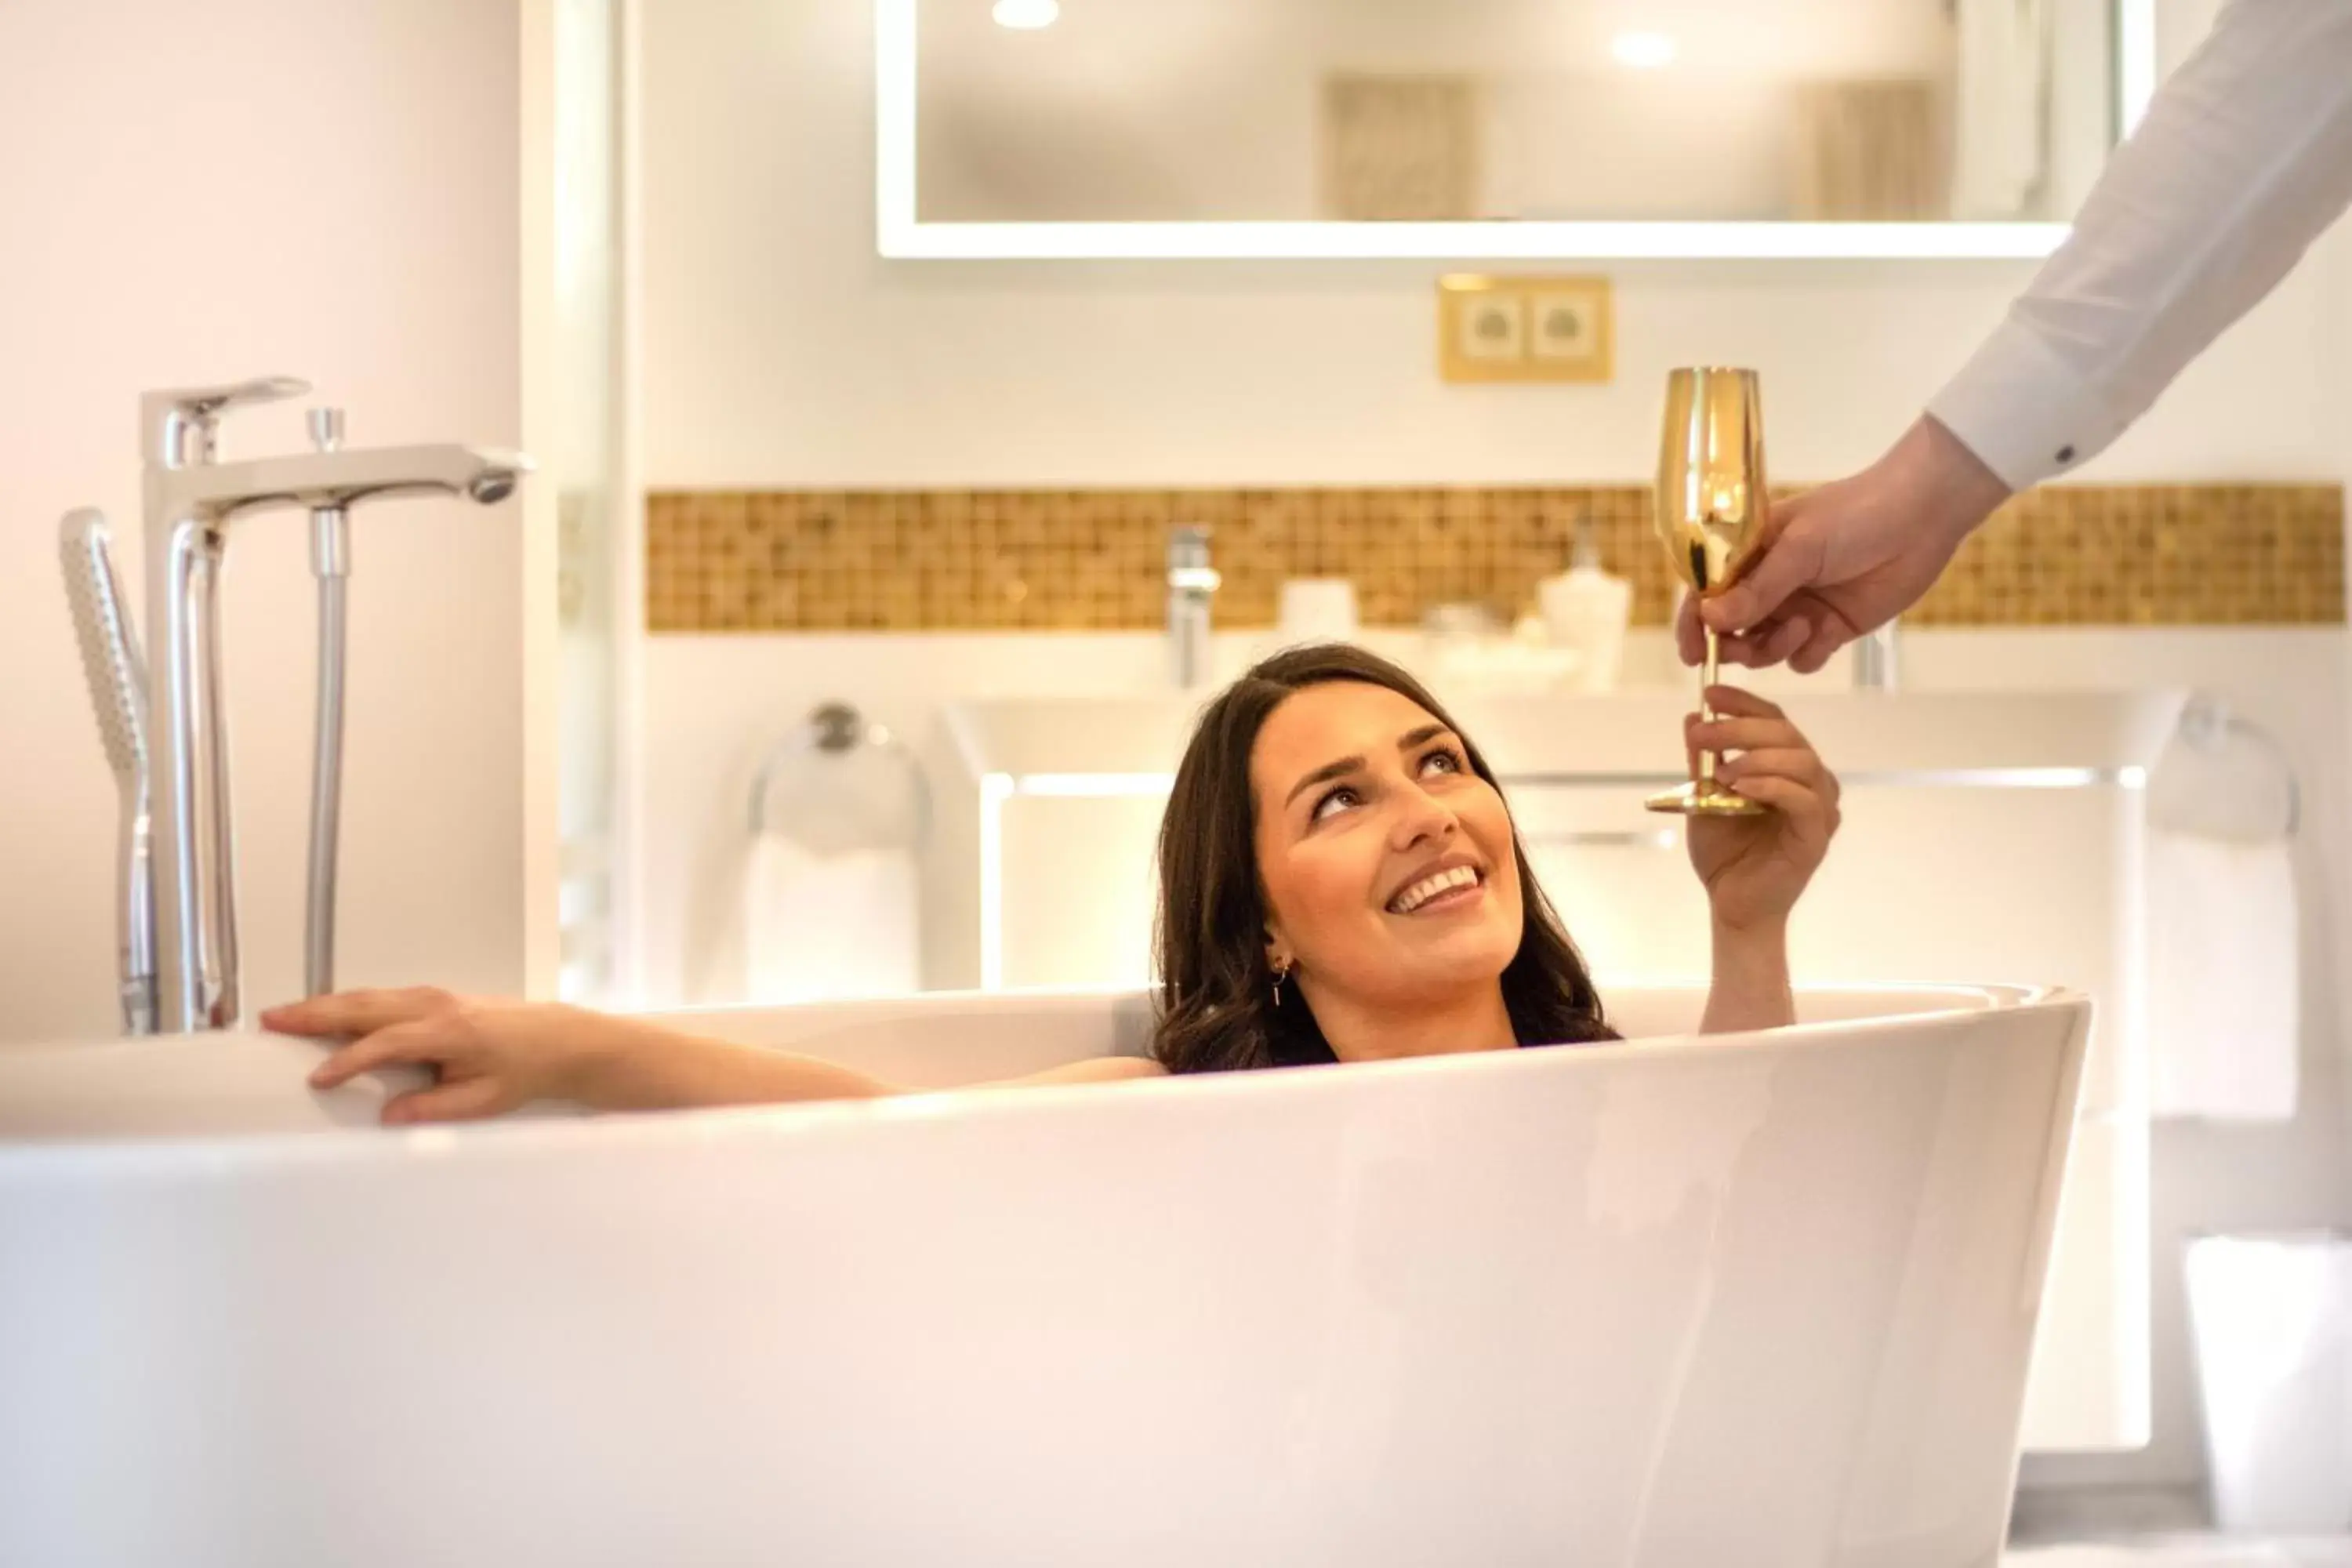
[158,376,310,418]
[140,376,313,466]
[307,407,346,453]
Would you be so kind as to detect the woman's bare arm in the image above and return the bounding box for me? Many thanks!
[269,989,1165,1125]
[570,1023,1166,1110]
[1698,923,1797,1035]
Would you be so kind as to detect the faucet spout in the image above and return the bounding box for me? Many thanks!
[156,444,532,520]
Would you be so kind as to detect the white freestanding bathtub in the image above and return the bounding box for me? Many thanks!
[0,983,2088,1568]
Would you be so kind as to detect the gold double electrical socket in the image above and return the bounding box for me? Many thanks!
[1437,274,1613,384]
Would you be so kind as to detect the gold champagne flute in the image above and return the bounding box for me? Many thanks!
[1647,366,1771,818]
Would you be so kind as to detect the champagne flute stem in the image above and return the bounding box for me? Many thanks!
[1699,626,1721,789]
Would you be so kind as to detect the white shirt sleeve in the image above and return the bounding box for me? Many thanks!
[1928,0,2352,493]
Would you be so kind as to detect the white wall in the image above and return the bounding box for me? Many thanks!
[0,0,543,1042]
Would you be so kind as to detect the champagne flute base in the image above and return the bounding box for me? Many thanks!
[1646,783,1769,818]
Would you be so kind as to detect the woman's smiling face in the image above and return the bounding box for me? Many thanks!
[1249,680,1526,1014]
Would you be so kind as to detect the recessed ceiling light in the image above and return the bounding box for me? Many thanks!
[993,0,1060,29]
[1611,30,1678,69]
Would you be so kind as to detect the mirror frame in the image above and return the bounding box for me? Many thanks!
[877,0,2158,260]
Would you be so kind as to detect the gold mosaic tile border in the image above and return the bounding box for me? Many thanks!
[647,485,2344,633]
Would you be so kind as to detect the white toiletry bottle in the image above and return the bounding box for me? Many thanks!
[1537,522,1632,693]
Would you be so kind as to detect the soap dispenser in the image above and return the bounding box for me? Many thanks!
[1538,517,1632,693]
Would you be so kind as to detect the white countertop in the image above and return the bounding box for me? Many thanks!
[943,689,2190,782]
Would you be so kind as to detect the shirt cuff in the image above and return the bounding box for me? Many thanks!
[1925,317,2132,493]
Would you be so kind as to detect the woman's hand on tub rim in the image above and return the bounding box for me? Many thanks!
[263,988,614,1126]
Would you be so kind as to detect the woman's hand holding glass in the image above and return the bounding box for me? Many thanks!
[1682,687,1841,938]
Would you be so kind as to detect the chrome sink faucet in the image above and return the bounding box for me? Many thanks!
[1853,616,1901,691]
[1167,524,1219,690]
[95,376,530,1033]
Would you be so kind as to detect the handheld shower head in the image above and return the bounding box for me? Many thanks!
[59,509,158,1034]
[60,511,147,784]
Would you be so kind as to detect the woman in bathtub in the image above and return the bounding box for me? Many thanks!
[269,644,1842,1122]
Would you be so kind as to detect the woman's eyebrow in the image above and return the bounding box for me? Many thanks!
[1283,726,1454,808]
[1285,754,1364,808]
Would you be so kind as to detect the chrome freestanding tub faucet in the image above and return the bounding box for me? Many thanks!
[61,376,529,1034]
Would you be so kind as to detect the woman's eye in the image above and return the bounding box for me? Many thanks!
[1421,746,1466,777]
[1312,786,1360,822]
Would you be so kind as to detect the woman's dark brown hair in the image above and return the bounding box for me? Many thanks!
[1152,642,1617,1074]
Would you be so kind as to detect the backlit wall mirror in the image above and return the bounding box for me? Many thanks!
[878,0,2159,260]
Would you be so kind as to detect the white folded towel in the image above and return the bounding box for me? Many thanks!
[2146,832,2299,1121]
[736,837,920,1006]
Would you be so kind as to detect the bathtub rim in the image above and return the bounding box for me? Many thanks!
[0,981,2087,1181]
